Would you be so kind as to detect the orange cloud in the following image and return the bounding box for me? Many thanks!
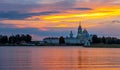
[1,5,120,30]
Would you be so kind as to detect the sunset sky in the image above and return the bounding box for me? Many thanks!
[0,0,120,40]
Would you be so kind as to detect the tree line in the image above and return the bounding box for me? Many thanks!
[0,34,32,44]
[92,35,120,44]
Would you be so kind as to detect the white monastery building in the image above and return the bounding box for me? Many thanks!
[43,22,92,46]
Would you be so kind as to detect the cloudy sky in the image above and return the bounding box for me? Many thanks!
[0,0,120,40]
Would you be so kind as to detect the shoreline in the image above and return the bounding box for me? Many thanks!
[0,44,120,48]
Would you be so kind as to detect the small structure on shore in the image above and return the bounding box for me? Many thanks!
[42,22,92,46]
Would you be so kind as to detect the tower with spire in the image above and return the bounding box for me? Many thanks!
[77,21,82,38]
[69,31,73,38]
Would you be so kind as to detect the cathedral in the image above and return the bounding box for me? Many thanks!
[43,22,92,46]
[65,23,92,46]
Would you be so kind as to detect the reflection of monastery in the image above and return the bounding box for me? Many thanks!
[43,22,92,46]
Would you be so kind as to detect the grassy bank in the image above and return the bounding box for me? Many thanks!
[89,44,120,48]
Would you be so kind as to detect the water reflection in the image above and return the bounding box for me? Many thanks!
[78,49,120,70]
[0,47,32,70]
[0,47,120,70]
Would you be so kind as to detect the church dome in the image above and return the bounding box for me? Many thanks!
[83,29,89,37]
[83,29,88,33]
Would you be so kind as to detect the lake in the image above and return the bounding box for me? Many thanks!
[0,46,120,70]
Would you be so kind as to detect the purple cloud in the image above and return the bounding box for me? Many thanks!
[0,11,60,20]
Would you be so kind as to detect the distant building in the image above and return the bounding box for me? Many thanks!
[43,22,92,46]
[43,37,59,45]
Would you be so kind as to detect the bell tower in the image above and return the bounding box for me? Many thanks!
[77,22,82,38]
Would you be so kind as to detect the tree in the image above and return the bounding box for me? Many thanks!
[0,34,32,45]
[25,34,32,43]
[9,36,15,44]
[15,34,21,44]
[1,36,8,44]
[59,36,65,44]
[102,36,106,44]
[92,35,99,43]
[0,35,2,44]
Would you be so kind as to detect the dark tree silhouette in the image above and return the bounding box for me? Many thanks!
[102,36,106,44]
[92,35,120,44]
[59,36,65,44]
[21,34,26,42]
[9,36,15,44]
[1,36,8,44]
[0,35,2,44]
[92,35,99,43]
[25,34,32,43]
[0,34,32,45]
[15,34,21,44]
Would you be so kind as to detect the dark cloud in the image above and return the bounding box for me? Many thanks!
[0,0,76,12]
[72,8,93,10]
[0,3,40,12]
[0,0,75,20]
[0,0,37,4]
[0,0,116,13]
[0,11,60,20]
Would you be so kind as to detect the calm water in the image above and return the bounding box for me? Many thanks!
[0,47,120,70]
